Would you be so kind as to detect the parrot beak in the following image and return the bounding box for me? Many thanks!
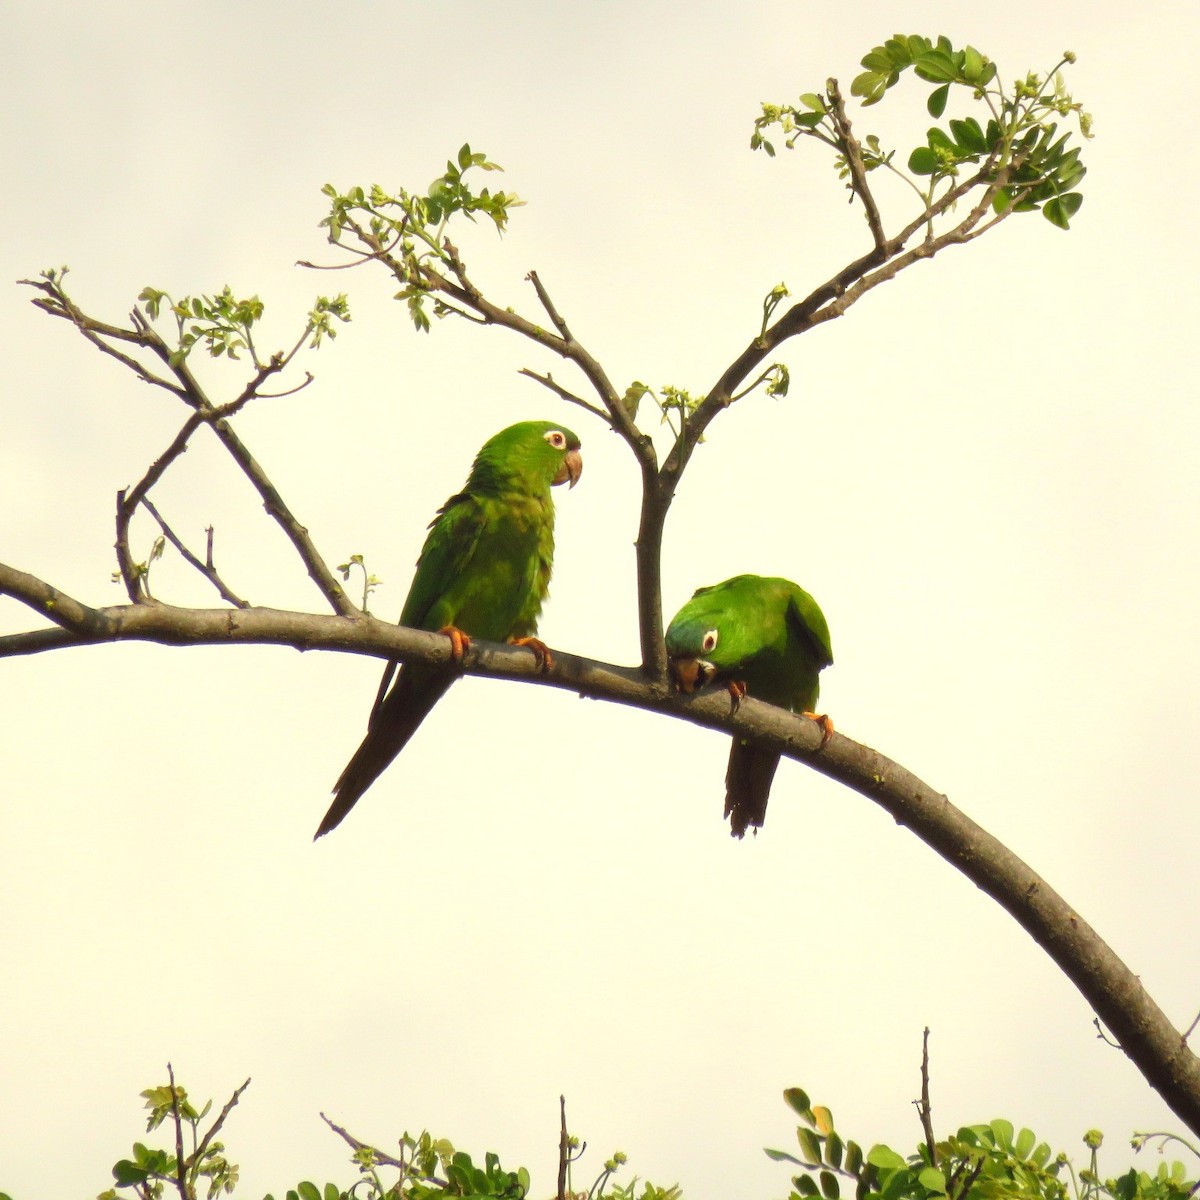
[669,657,716,694]
[554,448,583,489]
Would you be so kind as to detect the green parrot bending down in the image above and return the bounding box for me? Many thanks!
[665,574,833,839]
[315,419,582,839]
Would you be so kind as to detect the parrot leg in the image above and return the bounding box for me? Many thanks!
[509,635,554,672]
[802,711,834,750]
[727,680,747,713]
[437,625,472,663]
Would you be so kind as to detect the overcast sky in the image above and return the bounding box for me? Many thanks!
[4,2,1200,1198]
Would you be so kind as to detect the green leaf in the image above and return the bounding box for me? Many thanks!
[989,1119,1015,1150]
[767,1149,805,1166]
[1030,1142,1053,1169]
[860,49,894,72]
[917,1167,947,1194]
[1043,192,1083,229]
[949,117,987,154]
[784,1088,813,1118]
[799,92,824,111]
[820,1170,840,1199]
[962,45,985,83]
[927,126,955,152]
[795,1175,820,1197]
[823,1132,844,1169]
[297,1183,321,1200]
[867,1145,908,1172]
[112,1160,150,1186]
[798,1127,824,1165]
[845,1140,863,1176]
[914,50,957,82]
[927,84,949,117]
[851,70,891,105]
[1014,1127,1035,1159]
[908,146,939,175]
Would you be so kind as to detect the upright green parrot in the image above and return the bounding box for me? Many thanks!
[665,574,833,838]
[315,419,582,839]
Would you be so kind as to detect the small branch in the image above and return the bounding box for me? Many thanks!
[558,1095,569,1200]
[527,270,575,342]
[914,1028,937,1165]
[1184,1009,1200,1046]
[319,1111,409,1171]
[21,279,187,399]
[518,368,613,426]
[826,79,887,250]
[141,496,249,608]
[190,1076,251,1172]
[167,1063,188,1200]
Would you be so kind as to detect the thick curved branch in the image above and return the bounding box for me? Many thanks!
[4,559,1199,1138]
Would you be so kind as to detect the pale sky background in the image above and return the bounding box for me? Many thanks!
[4,2,1200,1197]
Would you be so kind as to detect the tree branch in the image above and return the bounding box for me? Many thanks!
[24,276,357,617]
[4,558,1199,1139]
[826,78,887,250]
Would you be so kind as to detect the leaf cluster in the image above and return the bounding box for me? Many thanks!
[137,285,350,367]
[92,1074,678,1200]
[752,33,1092,229]
[766,1089,1198,1200]
[98,1081,241,1200]
[320,144,522,332]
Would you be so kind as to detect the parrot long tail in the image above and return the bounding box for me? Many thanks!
[315,667,454,839]
[723,738,781,838]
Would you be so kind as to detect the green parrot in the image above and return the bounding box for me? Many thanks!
[315,419,582,839]
[665,574,833,839]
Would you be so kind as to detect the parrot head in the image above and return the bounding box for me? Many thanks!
[469,420,582,495]
[665,617,721,693]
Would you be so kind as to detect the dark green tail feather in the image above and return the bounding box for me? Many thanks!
[724,737,781,838]
[315,667,454,839]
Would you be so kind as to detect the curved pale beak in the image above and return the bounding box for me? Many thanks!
[669,657,716,694]
[553,447,583,489]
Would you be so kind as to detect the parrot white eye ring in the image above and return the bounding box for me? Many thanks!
[544,430,568,449]
[701,629,719,653]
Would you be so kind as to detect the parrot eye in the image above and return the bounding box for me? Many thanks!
[701,629,719,653]
[544,429,567,450]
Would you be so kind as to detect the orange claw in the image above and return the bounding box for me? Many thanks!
[727,680,748,714]
[510,635,554,672]
[802,711,834,750]
[438,625,472,663]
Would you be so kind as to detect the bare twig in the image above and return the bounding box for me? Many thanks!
[319,1111,410,1171]
[518,368,613,425]
[558,1095,569,1200]
[141,496,249,608]
[167,1063,188,1200]
[914,1028,937,1165]
[190,1076,251,1168]
[826,79,887,250]
[527,270,575,342]
[1184,1009,1200,1046]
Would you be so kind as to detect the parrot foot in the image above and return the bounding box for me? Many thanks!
[727,680,747,713]
[438,625,472,663]
[509,635,554,672]
[802,711,834,750]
